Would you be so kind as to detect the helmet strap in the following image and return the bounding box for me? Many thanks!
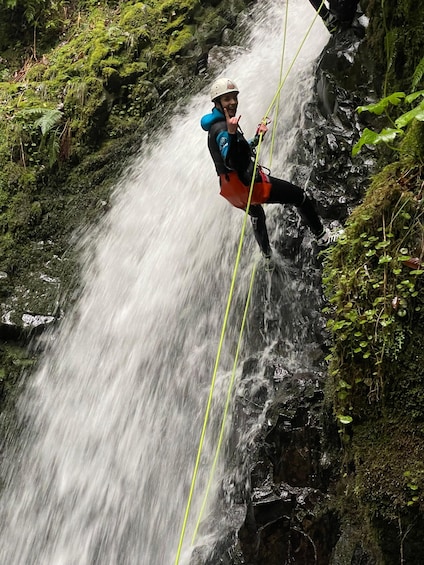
[214,98,223,112]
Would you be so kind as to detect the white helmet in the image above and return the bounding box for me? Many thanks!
[210,77,239,102]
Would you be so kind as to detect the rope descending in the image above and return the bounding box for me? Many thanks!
[173,3,324,562]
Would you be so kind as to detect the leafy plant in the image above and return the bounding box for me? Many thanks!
[22,107,62,135]
[403,470,422,507]
[322,185,423,426]
[412,55,424,91]
[18,107,65,167]
[352,90,424,156]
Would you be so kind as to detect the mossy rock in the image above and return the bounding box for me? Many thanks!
[120,61,148,84]
[102,66,122,92]
[167,25,196,56]
[127,80,160,113]
[119,2,152,33]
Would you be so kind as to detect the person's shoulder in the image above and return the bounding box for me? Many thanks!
[200,107,225,132]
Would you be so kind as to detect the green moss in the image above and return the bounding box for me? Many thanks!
[0,233,16,272]
[7,192,39,232]
[399,120,424,162]
[332,418,424,564]
[365,0,424,93]
[323,160,423,426]
[159,0,199,18]
[352,421,424,514]
[323,4,424,548]
[120,61,148,81]
[120,2,151,32]
[167,25,196,55]
[0,0,245,189]
[101,66,122,92]
[88,44,110,72]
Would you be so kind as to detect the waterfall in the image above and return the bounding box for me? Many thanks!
[0,1,327,564]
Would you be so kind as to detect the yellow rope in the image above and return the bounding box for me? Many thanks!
[174,132,264,565]
[268,0,289,169]
[174,3,324,561]
[191,261,257,544]
[263,1,324,123]
[186,126,266,547]
[173,158,256,565]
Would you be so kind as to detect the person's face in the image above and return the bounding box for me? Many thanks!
[218,92,238,117]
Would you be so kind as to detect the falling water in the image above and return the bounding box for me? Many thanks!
[0,1,327,564]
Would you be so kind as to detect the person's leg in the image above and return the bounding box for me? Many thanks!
[247,205,272,258]
[267,176,324,236]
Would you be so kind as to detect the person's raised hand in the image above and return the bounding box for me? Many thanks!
[256,123,268,136]
[256,117,271,137]
[223,107,241,135]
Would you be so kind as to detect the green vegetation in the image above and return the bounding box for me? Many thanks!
[0,0,248,284]
[322,3,424,559]
[0,0,423,561]
[323,126,424,565]
[323,160,423,423]
[0,0,249,429]
[353,89,424,157]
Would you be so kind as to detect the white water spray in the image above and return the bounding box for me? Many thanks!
[0,2,327,564]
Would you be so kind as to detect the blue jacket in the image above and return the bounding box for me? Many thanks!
[200,107,232,162]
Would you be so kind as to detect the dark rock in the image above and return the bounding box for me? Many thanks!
[199,16,381,565]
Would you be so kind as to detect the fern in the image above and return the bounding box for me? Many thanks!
[1,0,18,7]
[19,107,64,168]
[384,29,397,74]
[21,107,62,135]
[34,109,62,136]
[412,56,424,91]
[46,135,60,168]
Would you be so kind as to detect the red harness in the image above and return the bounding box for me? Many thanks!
[219,168,272,209]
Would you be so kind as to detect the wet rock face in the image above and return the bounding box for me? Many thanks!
[235,370,340,565]
[232,30,377,563]
[198,24,382,565]
[190,366,341,565]
[301,27,379,223]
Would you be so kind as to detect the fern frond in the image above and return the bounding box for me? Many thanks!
[34,109,62,136]
[412,56,424,91]
[47,136,60,168]
[21,108,63,135]
[384,29,397,72]
[21,107,48,118]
